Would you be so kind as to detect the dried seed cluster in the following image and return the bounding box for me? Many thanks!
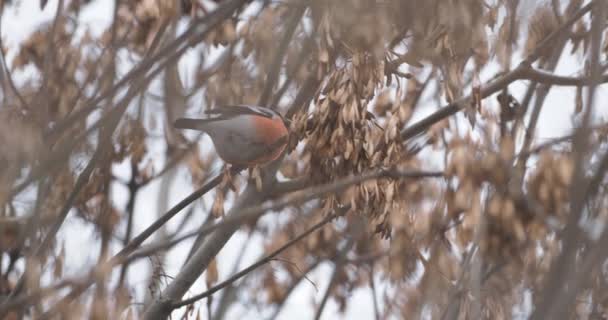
[292,54,429,238]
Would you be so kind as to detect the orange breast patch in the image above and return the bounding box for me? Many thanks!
[252,116,289,145]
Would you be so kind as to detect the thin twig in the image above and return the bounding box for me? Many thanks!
[117,161,141,287]
[6,168,236,320]
[258,2,307,106]
[9,21,172,198]
[531,1,607,318]
[35,0,64,122]
[119,168,238,259]
[0,4,27,109]
[46,0,248,142]
[270,19,319,109]
[517,41,570,170]
[518,123,608,158]
[171,212,338,309]
[369,265,380,320]
[268,259,322,320]
[313,239,354,320]
[399,1,597,142]
[127,169,443,264]
[522,0,596,66]
[210,229,256,320]
[142,167,441,319]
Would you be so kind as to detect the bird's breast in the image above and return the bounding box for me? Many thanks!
[205,115,288,165]
[251,116,288,144]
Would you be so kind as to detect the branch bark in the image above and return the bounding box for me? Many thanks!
[399,0,598,142]
[531,1,608,318]
[172,212,339,309]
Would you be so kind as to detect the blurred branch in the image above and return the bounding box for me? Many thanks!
[285,71,321,119]
[2,206,332,317]
[129,169,443,262]
[171,212,339,309]
[514,0,587,142]
[8,16,171,198]
[268,259,322,320]
[35,0,64,122]
[0,278,76,315]
[400,0,597,141]
[29,55,159,255]
[141,22,189,302]
[210,229,255,320]
[9,95,136,309]
[551,0,564,24]
[401,63,608,142]
[140,137,202,187]
[400,68,519,141]
[531,1,608,318]
[517,43,575,170]
[369,265,380,320]
[142,167,442,318]
[5,168,238,319]
[8,78,136,299]
[524,1,596,66]
[0,4,27,109]
[144,51,323,318]
[142,161,280,319]
[182,209,216,265]
[440,246,477,320]
[313,238,354,320]
[520,66,608,86]
[268,177,310,196]
[10,1,238,200]
[31,68,327,317]
[270,19,319,109]
[518,123,608,158]
[258,2,308,106]
[117,161,141,288]
[8,157,102,310]
[46,0,248,142]
[118,168,239,259]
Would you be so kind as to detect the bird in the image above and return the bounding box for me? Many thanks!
[173,105,290,166]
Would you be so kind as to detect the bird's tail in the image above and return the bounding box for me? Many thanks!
[173,118,214,131]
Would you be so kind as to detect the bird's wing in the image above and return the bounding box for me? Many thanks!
[173,118,215,131]
[204,105,276,119]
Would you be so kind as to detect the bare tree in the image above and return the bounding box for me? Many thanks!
[0,0,607,319]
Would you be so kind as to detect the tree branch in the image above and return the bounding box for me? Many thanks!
[141,167,441,318]
[171,212,339,309]
[531,1,608,318]
[313,238,354,320]
[258,2,307,106]
[46,0,248,141]
[400,1,597,141]
[126,169,441,263]
[0,3,27,109]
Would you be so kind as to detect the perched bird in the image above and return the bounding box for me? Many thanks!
[173,105,290,166]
